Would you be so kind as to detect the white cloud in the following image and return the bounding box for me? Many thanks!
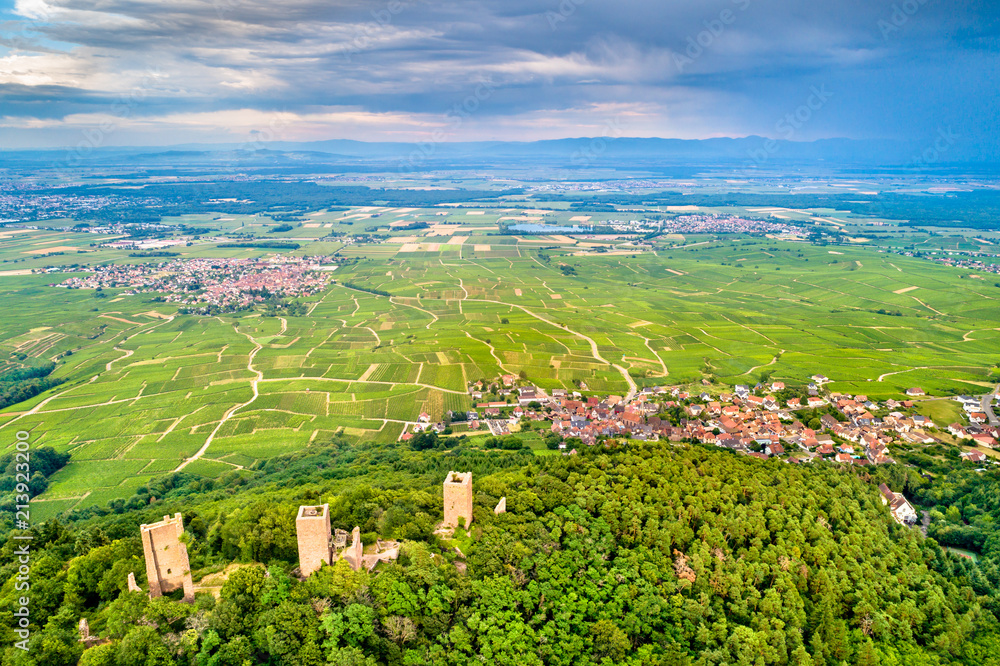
[0,0,994,146]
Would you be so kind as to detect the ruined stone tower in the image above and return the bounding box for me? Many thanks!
[331,525,364,571]
[443,471,474,528]
[140,513,194,602]
[343,526,363,571]
[296,504,332,578]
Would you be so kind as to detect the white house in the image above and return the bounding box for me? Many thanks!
[878,484,918,525]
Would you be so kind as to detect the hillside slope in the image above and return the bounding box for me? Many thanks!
[1,441,998,665]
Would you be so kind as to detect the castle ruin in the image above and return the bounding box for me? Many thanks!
[343,526,363,571]
[296,504,366,576]
[140,513,194,602]
[443,471,474,529]
[296,504,333,578]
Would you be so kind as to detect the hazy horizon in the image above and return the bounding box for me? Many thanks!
[1,0,997,153]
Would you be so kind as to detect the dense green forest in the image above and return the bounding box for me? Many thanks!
[1,438,998,666]
[0,364,65,412]
[0,446,70,501]
[915,469,1000,573]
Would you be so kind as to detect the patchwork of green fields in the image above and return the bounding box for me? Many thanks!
[2,214,999,515]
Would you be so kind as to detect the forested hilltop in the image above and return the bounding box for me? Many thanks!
[1,440,999,666]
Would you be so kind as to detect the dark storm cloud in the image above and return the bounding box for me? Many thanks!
[1,0,996,146]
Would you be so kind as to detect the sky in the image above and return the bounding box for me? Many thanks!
[0,0,997,149]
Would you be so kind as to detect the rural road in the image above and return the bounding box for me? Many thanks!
[743,349,786,377]
[980,391,999,426]
[336,284,639,399]
[106,346,134,372]
[176,327,263,472]
[465,297,637,400]
[256,376,469,395]
[877,366,925,382]
[639,335,669,377]
[390,296,439,329]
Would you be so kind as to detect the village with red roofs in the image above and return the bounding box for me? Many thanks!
[401,373,1000,470]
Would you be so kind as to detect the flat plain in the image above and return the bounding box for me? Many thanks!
[2,205,999,518]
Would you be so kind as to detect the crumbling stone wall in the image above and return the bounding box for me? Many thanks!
[296,504,332,577]
[140,513,194,602]
[443,471,474,528]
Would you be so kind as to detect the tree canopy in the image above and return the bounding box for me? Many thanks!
[1,440,999,665]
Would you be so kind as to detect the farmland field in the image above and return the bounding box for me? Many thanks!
[2,209,999,513]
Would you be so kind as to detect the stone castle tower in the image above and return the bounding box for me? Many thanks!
[443,471,474,528]
[343,526,363,571]
[296,504,364,576]
[296,504,332,578]
[140,513,194,602]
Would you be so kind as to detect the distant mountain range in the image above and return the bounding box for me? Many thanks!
[268,136,924,163]
[2,136,994,169]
